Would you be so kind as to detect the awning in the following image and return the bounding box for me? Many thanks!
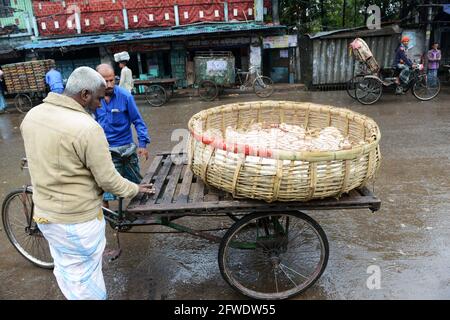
[18,22,286,51]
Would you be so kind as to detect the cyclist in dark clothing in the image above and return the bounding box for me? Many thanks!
[393,36,416,94]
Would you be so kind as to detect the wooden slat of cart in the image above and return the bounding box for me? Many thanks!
[190,178,205,203]
[176,165,194,204]
[128,155,163,209]
[204,185,220,203]
[127,153,381,215]
[161,162,184,204]
[143,156,173,205]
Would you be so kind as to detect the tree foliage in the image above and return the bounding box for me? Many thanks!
[279,0,426,33]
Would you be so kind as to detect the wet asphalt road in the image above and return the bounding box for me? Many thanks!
[0,86,449,300]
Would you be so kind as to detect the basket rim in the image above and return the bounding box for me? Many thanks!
[188,101,381,162]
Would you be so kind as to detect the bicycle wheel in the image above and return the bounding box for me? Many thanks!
[355,77,383,105]
[253,76,274,98]
[145,85,167,107]
[346,75,365,99]
[198,80,218,101]
[412,75,441,101]
[14,94,33,114]
[219,211,329,300]
[2,188,54,269]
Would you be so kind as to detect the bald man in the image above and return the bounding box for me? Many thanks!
[95,64,150,208]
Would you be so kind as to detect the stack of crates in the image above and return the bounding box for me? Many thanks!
[3,59,56,94]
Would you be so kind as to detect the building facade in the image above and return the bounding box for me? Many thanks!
[18,0,294,86]
[0,0,34,32]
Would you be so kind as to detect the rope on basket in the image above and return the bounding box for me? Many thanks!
[200,145,215,183]
[338,160,352,197]
[272,161,284,202]
[231,155,245,198]
[308,162,317,199]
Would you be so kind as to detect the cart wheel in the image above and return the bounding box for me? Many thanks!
[145,85,167,107]
[198,80,218,101]
[355,77,383,105]
[14,94,33,114]
[219,211,329,300]
[2,188,54,269]
[346,74,366,99]
[412,74,441,101]
[253,76,274,98]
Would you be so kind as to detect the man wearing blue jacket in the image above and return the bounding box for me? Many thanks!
[95,64,151,208]
[45,67,65,94]
[393,36,416,94]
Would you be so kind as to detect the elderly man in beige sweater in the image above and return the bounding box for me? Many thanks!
[20,66,154,300]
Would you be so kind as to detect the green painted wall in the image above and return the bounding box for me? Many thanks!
[0,0,34,31]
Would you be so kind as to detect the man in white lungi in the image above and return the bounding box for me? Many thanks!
[20,67,154,300]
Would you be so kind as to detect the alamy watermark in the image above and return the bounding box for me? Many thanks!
[366,5,381,30]
[366,265,382,290]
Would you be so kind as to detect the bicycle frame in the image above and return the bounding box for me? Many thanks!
[235,66,262,89]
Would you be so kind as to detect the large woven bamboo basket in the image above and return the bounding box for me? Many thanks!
[188,101,381,202]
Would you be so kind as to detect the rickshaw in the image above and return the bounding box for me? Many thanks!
[348,38,441,105]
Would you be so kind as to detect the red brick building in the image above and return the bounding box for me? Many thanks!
[32,0,273,37]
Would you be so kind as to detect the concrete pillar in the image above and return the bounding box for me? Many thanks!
[75,12,81,34]
[137,52,144,75]
[250,41,262,77]
[255,0,264,22]
[24,14,32,35]
[224,1,229,22]
[31,16,39,37]
[174,5,180,26]
[425,5,433,54]
[123,8,129,30]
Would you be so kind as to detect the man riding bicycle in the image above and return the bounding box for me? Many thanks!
[393,36,417,94]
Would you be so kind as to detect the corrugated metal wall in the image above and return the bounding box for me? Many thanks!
[311,35,399,86]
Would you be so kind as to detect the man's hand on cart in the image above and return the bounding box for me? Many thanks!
[137,148,149,161]
[139,183,155,194]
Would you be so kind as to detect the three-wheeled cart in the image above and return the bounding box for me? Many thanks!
[2,153,381,300]
[2,60,54,113]
[195,51,274,101]
[133,78,178,107]
[123,152,381,300]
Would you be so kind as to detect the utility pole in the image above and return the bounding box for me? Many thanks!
[343,0,347,27]
[425,0,433,51]
[320,0,325,30]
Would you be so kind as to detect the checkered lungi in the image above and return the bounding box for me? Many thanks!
[37,216,107,300]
